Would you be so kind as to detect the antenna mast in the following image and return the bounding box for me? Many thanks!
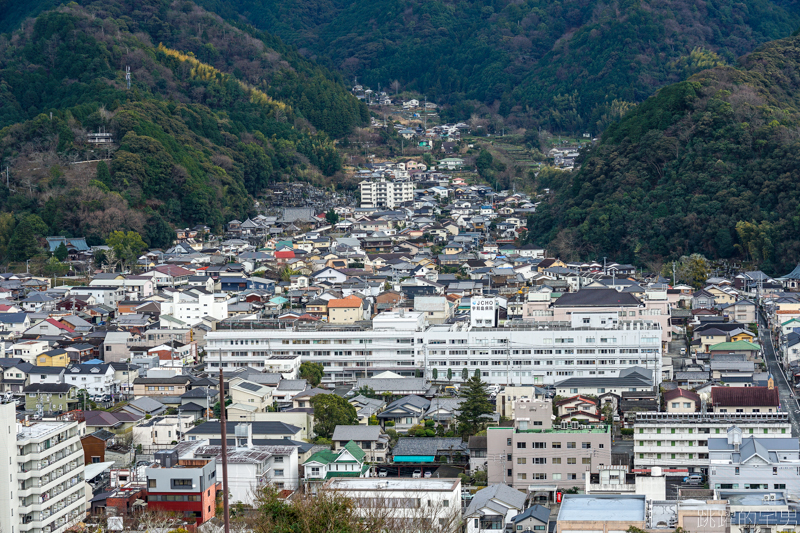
[126,66,131,90]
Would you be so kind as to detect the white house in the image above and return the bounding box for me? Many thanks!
[63,364,117,397]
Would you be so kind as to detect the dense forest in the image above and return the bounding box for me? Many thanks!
[185,0,800,132]
[0,0,367,252]
[526,32,800,275]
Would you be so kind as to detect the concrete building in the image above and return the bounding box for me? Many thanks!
[145,451,217,525]
[487,399,611,490]
[709,426,800,493]
[496,386,547,420]
[359,178,414,209]
[0,403,87,533]
[556,495,646,533]
[206,313,662,386]
[323,478,461,531]
[634,412,792,475]
[159,289,228,326]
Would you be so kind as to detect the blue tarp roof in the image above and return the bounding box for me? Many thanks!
[393,455,435,463]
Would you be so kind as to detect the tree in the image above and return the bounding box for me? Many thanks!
[95,160,111,187]
[42,256,69,277]
[461,367,469,381]
[310,393,358,439]
[146,214,174,249]
[432,368,438,380]
[106,230,148,270]
[456,376,495,435]
[299,361,324,387]
[7,214,47,262]
[278,265,299,282]
[53,241,68,261]
[325,209,339,225]
[447,368,453,381]
[474,369,481,378]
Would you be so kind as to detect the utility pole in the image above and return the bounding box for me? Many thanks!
[219,367,230,533]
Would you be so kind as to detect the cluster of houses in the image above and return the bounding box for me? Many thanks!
[6,164,800,530]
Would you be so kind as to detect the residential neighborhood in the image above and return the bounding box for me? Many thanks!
[2,162,800,533]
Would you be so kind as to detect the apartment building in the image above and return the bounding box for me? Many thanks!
[359,178,414,209]
[634,412,792,475]
[708,426,800,492]
[487,399,611,490]
[206,311,662,387]
[159,289,228,326]
[0,403,87,533]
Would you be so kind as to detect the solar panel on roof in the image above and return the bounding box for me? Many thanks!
[238,382,262,392]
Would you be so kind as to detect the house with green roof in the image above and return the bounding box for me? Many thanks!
[302,440,369,481]
[709,340,762,360]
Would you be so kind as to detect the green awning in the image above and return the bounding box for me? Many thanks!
[394,455,435,463]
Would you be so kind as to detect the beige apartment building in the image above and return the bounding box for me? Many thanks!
[487,399,611,490]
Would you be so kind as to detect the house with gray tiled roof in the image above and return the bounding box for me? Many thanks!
[331,425,389,462]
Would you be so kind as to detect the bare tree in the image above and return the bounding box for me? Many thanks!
[391,80,401,96]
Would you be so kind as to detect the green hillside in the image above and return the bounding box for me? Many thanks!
[0,0,367,249]
[526,33,800,274]
[194,0,800,132]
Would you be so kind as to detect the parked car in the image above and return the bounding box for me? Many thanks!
[101,395,112,403]
[683,474,703,485]
[424,471,432,478]
[412,469,422,478]
[378,469,388,478]
[680,347,687,355]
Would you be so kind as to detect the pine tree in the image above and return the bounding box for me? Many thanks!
[456,376,495,436]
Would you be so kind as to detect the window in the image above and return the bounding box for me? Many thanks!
[552,442,561,449]
[582,458,591,465]
[533,473,546,480]
[567,442,576,449]
[507,438,512,446]
[517,442,526,449]
[552,473,562,480]
[517,458,526,465]
[148,479,157,488]
[533,458,546,464]
[275,470,284,477]
[567,458,576,464]
[552,458,561,464]
[775,484,787,490]
[517,473,527,480]
[581,442,591,449]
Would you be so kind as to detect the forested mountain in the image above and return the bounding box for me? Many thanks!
[527,32,800,275]
[0,0,367,249]
[191,0,800,132]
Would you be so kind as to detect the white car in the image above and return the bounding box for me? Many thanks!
[378,469,388,478]
[412,469,422,478]
[424,471,432,478]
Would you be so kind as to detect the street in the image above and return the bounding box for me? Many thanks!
[758,310,800,436]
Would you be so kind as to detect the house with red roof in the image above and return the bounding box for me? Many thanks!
[663,388,701,413]
[711,384,779,414]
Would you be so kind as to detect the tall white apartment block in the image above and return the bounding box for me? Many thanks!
[0,403,87,533]
[359,178,414,209]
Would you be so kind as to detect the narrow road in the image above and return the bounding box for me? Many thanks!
[759,310,800,437]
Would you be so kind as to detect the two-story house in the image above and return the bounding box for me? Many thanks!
[302,440,369,481]
[331,425,389,463]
